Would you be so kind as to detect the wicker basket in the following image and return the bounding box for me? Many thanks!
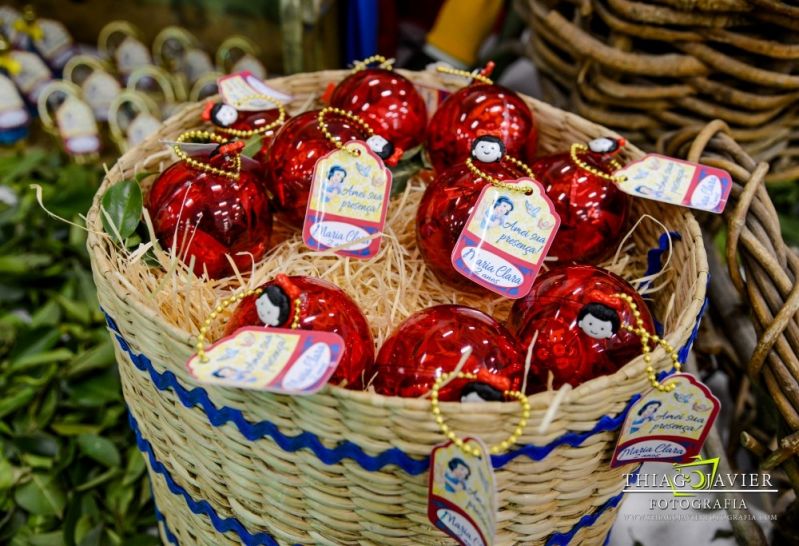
[663,120,799,488]
[87,69,708,545]
[518,0,799,184]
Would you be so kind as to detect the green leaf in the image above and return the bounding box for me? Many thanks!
[122,451,146,487]
[0,387,36,419]
[65,340,114,378]
[67,369,121,407]
[77,435,121,467]
[28,531,65,546]
[100,180,143,240]
[50,422,103,437]
[10,348,74,371]
[14,432,60,457]
[77,524,103,546]
[0,254,53,274]
[14,474,66,517]
[242,135,263,158]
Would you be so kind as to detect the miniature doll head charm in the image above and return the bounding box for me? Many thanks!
[366,134,395,161]
[471,135,505,163]
[209,102,239,127]
[587,136,624,155]
[577,302,620,340]
[255,285,291,327]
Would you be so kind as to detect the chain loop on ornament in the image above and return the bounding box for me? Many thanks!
[465,156,536,194]
[570,143,626,183]
[430,372,531,457]
[352,54,393,72]
[173,130,241,180]
[435,65,493,85]
[317,106,374,157]
[218,94,287,138]
[195,288,302,363]
[614,293,682,392]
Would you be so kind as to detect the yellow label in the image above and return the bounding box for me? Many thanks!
[465,182,558,262]
[189,329,299,387]
[308,142,389,224]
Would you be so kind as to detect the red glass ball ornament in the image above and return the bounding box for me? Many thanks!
[202,101,286,168]
[508,265,654,393]
[265,109,369,227]
[330,68,427,154]
[425,83,537,172]
[530,140,630,264]
[224,274,375,389]
[416,159,527,287]
[369,305,524,401]
[147,142,272,279]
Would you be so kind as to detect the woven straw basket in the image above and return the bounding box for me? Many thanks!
[518,0,799,183]
[87,69,708,545]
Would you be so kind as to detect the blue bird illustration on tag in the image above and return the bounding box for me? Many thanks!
[355,161,371,177]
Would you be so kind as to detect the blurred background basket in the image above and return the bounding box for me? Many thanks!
[518,0,799,184]
[87,69,708,545]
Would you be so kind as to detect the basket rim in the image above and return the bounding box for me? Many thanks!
[86,68,709,411]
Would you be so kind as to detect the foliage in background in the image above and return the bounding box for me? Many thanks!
[0,150,156,545]
[768,182,799,246]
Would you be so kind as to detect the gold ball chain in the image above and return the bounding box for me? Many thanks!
[431,372,531,458]
[614,293,682,392]
[465,155,537,194]
[569,143,626,183]
[435,65,493,86]
[218,94,287,138]
[352,54,394,72]
[195,288,302,364]
[317,106,374,157]
[173,130,241,180]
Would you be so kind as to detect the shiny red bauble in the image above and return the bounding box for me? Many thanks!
[531,146,629,264]
[416,159,528,287]
[425,83,537,172]
[369,305,524,401]
[508,265,654,392]
[330,68,427,154]
[147,143,272,279]
[224,275,375,389]
[265,109,369,227]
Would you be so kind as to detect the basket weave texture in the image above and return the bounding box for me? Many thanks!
[87,69,708,545]
[519,0,799,183]
[664,120,799,481]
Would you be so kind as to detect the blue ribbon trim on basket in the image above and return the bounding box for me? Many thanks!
[643,231,682,336]
[130,411,285,546]
[544,491,624,546]
[155,505,180,545]
[545,467,640,546]
[134,407,633,546]
[105,310,678,474]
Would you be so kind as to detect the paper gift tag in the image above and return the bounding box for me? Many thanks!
[428,438,496,546]
[81,70,121,121]
[187,327,344,395]
[0,74,29,131]
[126,113,161,147]
[114,36,152,77]
[35,19,73,62]
[218,70,291,110]
[9,51,51,100]
[56,96,100,156]
[452,179,560,298]
[303,141,392,259]
[615,154,732,214]
[611,373,720,467]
